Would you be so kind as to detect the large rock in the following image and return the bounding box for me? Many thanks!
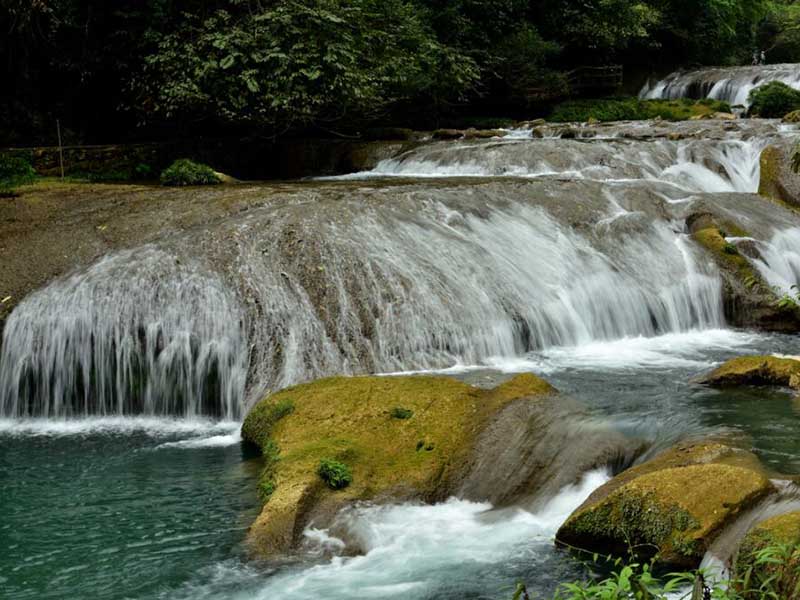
[759,143,800,209]
[556,442,774,567]
[690,223,800,331]
[241,373,638,557]
[695,355,800,389]
[734,511,800,599]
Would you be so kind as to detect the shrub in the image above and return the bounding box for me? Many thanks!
[160,159,221,186]
[318,458,352,490]
[748,81,800,118]
[0,155,36,195]
[390,407,414,419]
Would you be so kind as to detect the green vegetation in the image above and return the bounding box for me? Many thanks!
[160,159,221,187]
[0,155,36,196]
[521,542,800,599]
[548,98,731,123]
[748,81,800,118]
[317,459,353,490]
[2,0,796,144]
[390,407,414,419]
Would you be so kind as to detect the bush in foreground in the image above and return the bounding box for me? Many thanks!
[748,81,800,118]
[512,542,800,599]
[160,159,221,186]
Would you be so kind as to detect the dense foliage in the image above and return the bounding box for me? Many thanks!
[2,0,800,143]
[748,81,800,117]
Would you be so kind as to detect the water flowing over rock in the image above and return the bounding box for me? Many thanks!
[0,248,248,418]
[640,64,800,108]
[0,120,798,417]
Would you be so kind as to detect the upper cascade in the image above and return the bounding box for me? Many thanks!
[640,63,800,108]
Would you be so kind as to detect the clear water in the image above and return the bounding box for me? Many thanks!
[4,331,800,600]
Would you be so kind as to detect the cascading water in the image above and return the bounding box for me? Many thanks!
[0,247,247,419]
[640,63,800,107]
[1,120,796,417]
[4,113,800,600]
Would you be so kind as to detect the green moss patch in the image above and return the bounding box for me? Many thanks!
[242,373,555,556]
[735,512,800,599]
[548,97,731,123]
[696,355,800,389]
[557,443,773,567]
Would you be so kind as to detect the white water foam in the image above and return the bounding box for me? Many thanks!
[218,469,609,600]
[0,417,241,438]
[386,329,764,376]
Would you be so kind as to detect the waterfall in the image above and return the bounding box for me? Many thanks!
[338,133,769,193]
[640,63,800,108]
[0,248,248,419]
[1,119,796,419]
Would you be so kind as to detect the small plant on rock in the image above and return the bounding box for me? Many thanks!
[160,158,221,186]
[318,458,352,490]
[390,407,413,419]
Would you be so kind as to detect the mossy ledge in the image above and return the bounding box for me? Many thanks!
[556,442,774,568]
[241,373,556,557]
[694,355,800,389]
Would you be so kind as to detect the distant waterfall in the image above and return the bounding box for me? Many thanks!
[640,63,800,108]
[0,248,247,419]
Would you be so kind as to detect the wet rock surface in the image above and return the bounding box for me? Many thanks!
[556,442,775,567]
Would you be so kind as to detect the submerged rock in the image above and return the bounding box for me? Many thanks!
[734,511,800,599]
[695,355,800,389]
[241,373,637,558]
[556,442,774,567]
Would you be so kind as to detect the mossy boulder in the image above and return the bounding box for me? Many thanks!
[783,110,800,123]
[242,373,557,557]
[734,512,800,599]
[691,223,800,331]
[759,144,800,210]
[695,355,800,389]
[556,442,774,568]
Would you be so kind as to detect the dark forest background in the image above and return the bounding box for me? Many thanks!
[3,0,800,145]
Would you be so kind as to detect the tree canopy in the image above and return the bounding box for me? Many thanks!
[1,0,798,143]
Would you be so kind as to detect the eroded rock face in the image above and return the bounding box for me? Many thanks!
[735,511,800,599]
[689,220,800,332]
[695,355,800,389]
[760,143,800,209]
[240,373,638,558]
[556,442,774,567]
[456,395,643,508]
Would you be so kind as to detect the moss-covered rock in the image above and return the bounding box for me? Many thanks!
[691,224,800,331]
[783,110,800,123]
[735,512,800,599]
[695,355,800,389]
[759,144,800,210]
[556,442,774,567]
[242,373,557,556]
